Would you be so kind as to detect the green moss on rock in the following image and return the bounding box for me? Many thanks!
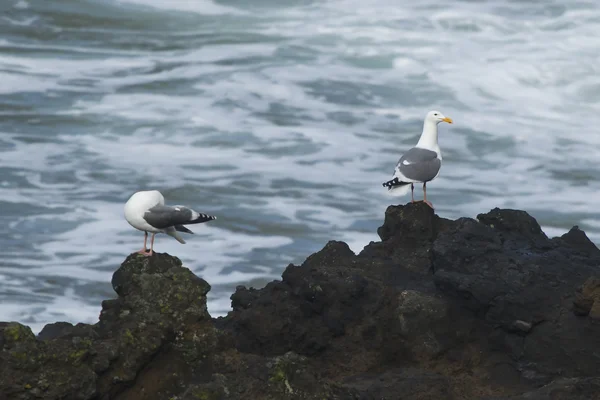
[69,348,89,363]
[269,353,305,395]
[124,329,135,345]
[3,322,35,344]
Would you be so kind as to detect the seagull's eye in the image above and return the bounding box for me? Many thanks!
[434,113,438,116]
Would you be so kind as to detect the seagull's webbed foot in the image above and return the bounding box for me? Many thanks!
[422,183,434,209]
[136,232,149,255]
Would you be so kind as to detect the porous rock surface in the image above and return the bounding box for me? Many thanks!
[1,203,600,399]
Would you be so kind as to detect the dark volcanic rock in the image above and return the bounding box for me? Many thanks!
[341,368,455,400]
[485,377,600,400]
[433,207,600,380]
[223,240,376,357]
[1,203,600,400]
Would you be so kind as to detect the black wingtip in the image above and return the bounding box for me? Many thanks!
[382,178,396,188]
[383,177,408,189]
[191,213,217,224]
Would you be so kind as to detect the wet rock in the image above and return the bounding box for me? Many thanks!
[1,203,600,400]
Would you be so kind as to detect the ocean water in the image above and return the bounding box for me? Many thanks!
[1,0,600,333]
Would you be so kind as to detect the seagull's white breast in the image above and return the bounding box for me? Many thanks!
[124,190,165,233]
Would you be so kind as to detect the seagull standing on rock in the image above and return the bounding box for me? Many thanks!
[382,110,453,208]
[124,190,216,256]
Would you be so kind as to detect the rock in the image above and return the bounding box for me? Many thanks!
[37,322,97,341]
[0,252,213,400]
[0,322,97,400]
[508,320,532,334]
[0,322,35,347]
[340,368,454,400]
[589,302,600,319]
[573,295,594,316]
[484,377,600,400]
[573,276,600,318]
[368,203,448,275]
[2,204,600,399]
[395,290,456,359]
[558,226,600,256]
[433,208,600,379]
[97,253,212,398]
[220,240,375,357]
[476,208,546,242]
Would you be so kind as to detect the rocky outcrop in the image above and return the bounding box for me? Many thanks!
[1,203,600,399]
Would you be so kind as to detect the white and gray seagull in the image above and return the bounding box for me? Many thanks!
[124,190,216,256]
[382,110,453,208]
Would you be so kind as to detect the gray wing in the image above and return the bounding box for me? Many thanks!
[143,205,216,230]
[395,147,441,183]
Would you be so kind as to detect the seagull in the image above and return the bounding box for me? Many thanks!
[124,190,216,256]
[382,110,453,208]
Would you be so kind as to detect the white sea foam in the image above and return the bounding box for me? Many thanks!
[13,0,29,10]
[118,0,245,15]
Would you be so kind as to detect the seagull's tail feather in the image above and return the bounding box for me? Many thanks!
[382,178,412,197]
[175,225,194,234]
[166,228,186,244]
[188,211,217,225]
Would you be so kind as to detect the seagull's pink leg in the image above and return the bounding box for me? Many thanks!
[144,233,156,257]
[410,183,415,203]
[423,182,434,209]
[136,232,148,254]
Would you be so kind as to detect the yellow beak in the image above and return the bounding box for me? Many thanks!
[442,117,453,124]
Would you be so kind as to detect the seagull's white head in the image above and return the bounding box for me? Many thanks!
[426,110,453,125]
